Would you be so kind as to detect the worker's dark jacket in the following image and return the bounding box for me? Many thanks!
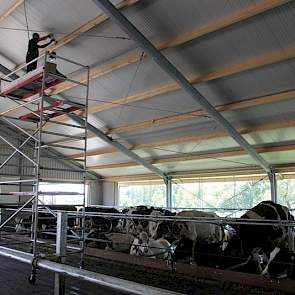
[26,39,39,73]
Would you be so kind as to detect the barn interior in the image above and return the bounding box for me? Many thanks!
[0,0,295,294]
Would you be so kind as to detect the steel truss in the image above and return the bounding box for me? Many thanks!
[0,52,89,267]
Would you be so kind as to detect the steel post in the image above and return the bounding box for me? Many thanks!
[32,54,48,257]
[165,177,172,209]
[54,212,67,295]
[80,66,90,269]
[269,170,277,203]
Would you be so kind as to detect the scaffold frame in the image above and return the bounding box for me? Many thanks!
[0,51,89,267]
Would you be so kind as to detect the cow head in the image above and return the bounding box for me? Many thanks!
[138,231,150,254]
[148,210,164,239]
[130,231,150,256]
[175,222,189,239]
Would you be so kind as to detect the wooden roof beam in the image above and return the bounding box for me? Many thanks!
[92,120,295,158]
[0,0,24,23]
[110,89,295,134]
[52,0,291,95]
[47,88,295,147]
[71,118,295,158]
[87,142,295,170]
[14,0,140,70]
[52,47,295,126]
[103,164,295,182]
[87,48,295,113]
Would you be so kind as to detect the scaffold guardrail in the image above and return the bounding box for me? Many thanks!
[0,51,89,268]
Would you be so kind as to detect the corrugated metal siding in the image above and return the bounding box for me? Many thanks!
[20,154,84,181]
[0,130,84,181]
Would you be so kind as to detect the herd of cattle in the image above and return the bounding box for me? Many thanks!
[13,201,295,279]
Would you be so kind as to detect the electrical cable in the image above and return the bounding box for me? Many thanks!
[187,123,218,155]
[69,95,211,119]
[0,25,131,40]
[70,86,295,125]
[115,51,145,127]
[23,0,30,41]
[5,10,286,201]
[151,146,253,167]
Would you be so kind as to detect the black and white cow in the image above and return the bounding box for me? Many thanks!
[223,201,295,278]
[15,205,77,238]
[173,210,225,263]
[81,207,119,231]
[79,207,120,241]
[148,208,176,241]
[119,206,155,234]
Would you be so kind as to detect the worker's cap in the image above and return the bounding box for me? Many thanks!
[32,33,40,39]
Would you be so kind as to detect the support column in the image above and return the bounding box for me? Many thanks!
[54,212,67,295]
[268,170,277,203]
[166,177,172,209]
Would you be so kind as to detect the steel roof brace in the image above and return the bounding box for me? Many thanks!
[16,64,168,180]
[92,0,272,175]
[66,113,168,180]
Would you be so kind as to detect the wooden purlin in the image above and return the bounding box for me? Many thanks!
[13,0,141,72]
[70,117,295,159]
[103,164,295,182]
[50,88,295,147]
[87,142,295,170]
[87,47,295,113]
[52,0,291,96]
[0,0,24,23]
[51,47,295,125]
[109,89,295,135]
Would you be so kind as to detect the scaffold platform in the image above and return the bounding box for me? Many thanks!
[19,100,81,122]
[0,65,65,101]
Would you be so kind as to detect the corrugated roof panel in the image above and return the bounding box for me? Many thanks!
[121,0,257,45]
[0,0,295,177]
[93,149,295,178]
[0,1,15,14]
[92,59,295,131]
[63,1,295,108]
[84,125,295,168]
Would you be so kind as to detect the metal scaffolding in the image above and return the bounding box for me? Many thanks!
[0,52,89,266]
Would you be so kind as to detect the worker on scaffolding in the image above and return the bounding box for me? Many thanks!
[26,33,56,73]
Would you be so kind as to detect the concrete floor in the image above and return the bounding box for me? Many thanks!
[0,256,122,295]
